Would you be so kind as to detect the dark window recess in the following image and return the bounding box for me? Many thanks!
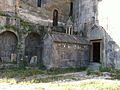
[69,2,73,16]
[53,9,58,26]
[37,0,41,7]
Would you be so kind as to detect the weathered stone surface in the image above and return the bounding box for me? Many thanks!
[43,32,90,69]
[88,62,101,71]
[74,0,99,32]
[11,53,17,62]
[30,56,38,65]
[19,0,71,24]
[0,64,17,70]
[0,0,120,69]
[0,0,15,12]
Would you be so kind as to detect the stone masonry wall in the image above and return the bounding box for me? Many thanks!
[0,0,16,12]
[20,0,71,23]
[42,34,53,69]
[89,25,120,69]
[74,0,99,32]
[52,43,90,68]
[105,32,120,69]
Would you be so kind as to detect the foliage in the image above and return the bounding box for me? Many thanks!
[20,18,34,32]
[0,67,86,79]
[19,59,28,69]
[95,67,120,80]
[5,25,18,31]
[99,66,113,72]
[11,60,17,64]
[86,68,102,76]
[0,66,120,83]
[0,69,45,79]
[47,67,87,75]
[37,64,46,70]
[0,11,6,16]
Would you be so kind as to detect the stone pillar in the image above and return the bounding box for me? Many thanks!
[69,27,70,35]
[17,34,25,65]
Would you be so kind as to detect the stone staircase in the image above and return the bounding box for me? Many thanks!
[88,62,101,71]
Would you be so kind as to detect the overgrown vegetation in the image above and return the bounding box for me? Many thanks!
[20,18,32,31]
[0,66,120,84]
[99,66,113,72]
[0,67,87,83]
[99,66,120,80]
[0,67,87,77]
[86,68,102,76]
[0,11,36,33]
[4,25,18,31]
[86,67,120,80]
[0,11,7,16]
[47,67,87,75]
[0,69,44,79]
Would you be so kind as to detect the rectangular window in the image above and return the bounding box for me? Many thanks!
[37,0,41,7]
[69,2,73,16]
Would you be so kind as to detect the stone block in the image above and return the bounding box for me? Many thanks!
[30,56,38,64]
[11,53,17,62]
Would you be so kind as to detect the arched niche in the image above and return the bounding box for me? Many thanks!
[0,31,18,62]
[25,32,42,64]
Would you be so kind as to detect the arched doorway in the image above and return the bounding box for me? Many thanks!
[25,33,42,64]
[0,31,18,62]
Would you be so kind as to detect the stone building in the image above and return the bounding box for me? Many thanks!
[0,0,120,69]
[43,32,90,69]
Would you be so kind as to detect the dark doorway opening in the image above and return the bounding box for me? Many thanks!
[93,42,100,63]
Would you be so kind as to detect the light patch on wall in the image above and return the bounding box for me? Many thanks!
[98,0,120,45]
[7,0,14,6]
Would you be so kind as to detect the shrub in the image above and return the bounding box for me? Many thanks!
[47,67,87,75]
[19,59,28,69]
[99,66,112,72]
[86,68,102,76]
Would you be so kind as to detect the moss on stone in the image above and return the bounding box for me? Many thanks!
[4,25,20,34]
[20,18,34,32]
[0,11,6,16]
[5,25,17,30]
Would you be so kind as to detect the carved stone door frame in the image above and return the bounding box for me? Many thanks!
[90,39,103,63]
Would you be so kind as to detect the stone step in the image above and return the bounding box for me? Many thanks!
[88,62,101,71]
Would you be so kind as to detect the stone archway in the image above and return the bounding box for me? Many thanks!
[25,33,42,64]
[0,31,18,62]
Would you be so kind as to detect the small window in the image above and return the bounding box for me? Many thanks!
[69,2,73,16]
[53,9,58,26]
[37,0,41,7]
